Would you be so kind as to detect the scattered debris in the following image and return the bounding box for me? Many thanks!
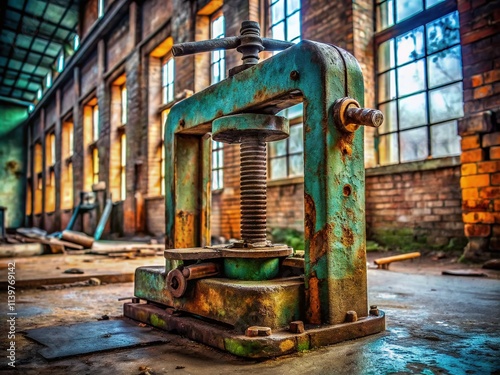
[175,365,185,369]
[100,314,110,320]
[89,277,101,286]
[442,269,488,277]
[39,278,103,290]
[482,259,500,270]
[139,365,154,375]
[61,230,94,249]
[374,252,421,269]
[64,268,85,274]
[431,251,447,261]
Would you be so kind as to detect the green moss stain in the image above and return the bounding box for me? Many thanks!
[224,338,263,357]
[149,313,167,329]
[223,258,279,280]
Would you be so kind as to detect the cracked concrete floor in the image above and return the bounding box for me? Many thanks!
[1,263,499,375]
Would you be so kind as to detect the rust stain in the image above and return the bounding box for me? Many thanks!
[309,222,335,265]
[341,226,354,247]
[304,193,316,240]
[306,273,321,324]
[175,210,195,248]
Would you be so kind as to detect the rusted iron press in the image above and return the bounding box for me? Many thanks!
[124,20,385,358]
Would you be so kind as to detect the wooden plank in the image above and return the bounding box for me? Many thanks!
[0,243,44,258]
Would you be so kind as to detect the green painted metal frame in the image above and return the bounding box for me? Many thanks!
[164,40,367,325]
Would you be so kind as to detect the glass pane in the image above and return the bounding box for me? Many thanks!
[379,101,397,134]
[396,0,423,23]
[287,12,301,42]
[289,124,303,153]
[378,39,395,72]
[397,60,425,96]
[429,82,464,123]
[272,22,285,41]
[218,170,223,189]
[396,26,424,66]
[376,0,394,31]
[431,120,460,158]
[272,0,285,24]
[287,0,300,15]
[428,46,462,88]
[269,139,287,157]
[217,150,223,168]
[212,149,218,168]
[427,11,460,54]
[289,154,303,177]
[270,157,287,179]
[400,127,428,162]
[212,171,220,190]
[426,0,445,8]
[168,60,174,83]
[398,93,427,129]
[220,54,226,80]
[378,133,399,165]
[378,70,396,101]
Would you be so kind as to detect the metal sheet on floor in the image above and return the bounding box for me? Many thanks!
[25,319,169,359]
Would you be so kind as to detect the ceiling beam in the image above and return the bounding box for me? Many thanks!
[0,42,58,60]
[3,23,69,46]
[0,95,33,108]
[0,66,45,80]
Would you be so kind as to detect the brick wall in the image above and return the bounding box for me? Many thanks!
[457,0,500,260]
[366,163,465,249]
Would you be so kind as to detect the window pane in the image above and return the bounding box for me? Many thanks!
[398,93,427,129]
[289,154,303,177]
[400,127,428,162]
[287,0,300,15]
[272,21,285,41]
[378,39,395,72]
[428,46,462,88]
[272,0,285,24]
[431,120,460,158]
[427,11,460,54]
[289,124,303,153]
[378,70,396,101]
[429,82,463,123]
[212,148,218,168]
[396,0,423,23]
[217,150,223,168]
[269,139,287,157]
[270,157,287,179]
[287,12,301,42]
[397,60,425,96]
[426,0,445,8]
[287,103,303,119]
[379,101,398,134]
[376,0,394,31]
[396,26,424,66]
[378,133,399,165]
[212,171,220,190]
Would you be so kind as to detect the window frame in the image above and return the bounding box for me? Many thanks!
[374,0,462,166]
[212,140,224,191]
[162,56,175,105]
[120,83,127,125]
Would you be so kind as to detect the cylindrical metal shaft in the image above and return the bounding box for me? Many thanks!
[240,137,267,244]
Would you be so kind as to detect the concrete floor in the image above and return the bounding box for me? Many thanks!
[1,257,499,375]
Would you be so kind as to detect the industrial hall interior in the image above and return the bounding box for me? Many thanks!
[0,0,499,373]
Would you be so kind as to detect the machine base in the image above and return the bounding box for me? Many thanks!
[123,302,385,358]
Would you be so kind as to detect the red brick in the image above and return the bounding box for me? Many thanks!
[464,224,491,237]
[463,212,495,224]
[491,146,500,160]
[471,74,483,87]
[473,85,493,99]
[479,187,500,199]
[461,149,485,163]
[477,161,500,173]
[462,199,492,211]
[460,174,490,188]
[484,69,500,84]
[462,188,479,200]
[483,132,500,147]
[461,163,477,176]
[461,135,481,150]
[492,173,500,185]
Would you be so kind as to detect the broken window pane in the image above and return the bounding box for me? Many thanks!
[400,127,428,162]
[431,120,460,158]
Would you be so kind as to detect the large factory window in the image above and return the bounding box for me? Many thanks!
[160,109,169,196]
[110,75,127,201]
[34,142,43,215]
[83,97,99,190]
[375,1,462,165]
[61,119,74,210]
[270,0,301,44]
[45,132,56,213]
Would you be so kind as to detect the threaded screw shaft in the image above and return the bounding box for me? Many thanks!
[240,137,267,244]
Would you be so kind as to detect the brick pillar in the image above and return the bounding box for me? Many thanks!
[458,0,500,260]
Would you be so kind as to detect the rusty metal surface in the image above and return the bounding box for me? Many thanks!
[212,114,289,143]
[25,319,169,360]
[134,266,304,331]
[333,97,383,133]
[124,302,385,359]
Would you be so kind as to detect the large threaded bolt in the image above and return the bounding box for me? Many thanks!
[240,137,267,244]
[334,97,384,133]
